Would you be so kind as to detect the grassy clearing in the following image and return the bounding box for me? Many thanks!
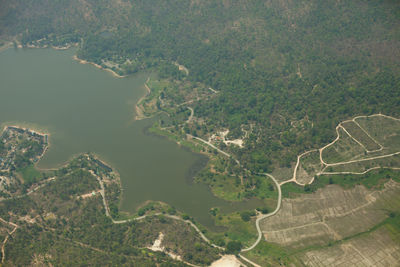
[298,213,400,266]
[283,168,400,197]
[320,168,400,189]
[209,174,244,201]
[260,179,400,265]
[356,116,400,150]
[18,164,43,184]
[241,241,300,266]
[322,127,365,164]
[200,169,278,202]
[342,121,381,151]
[139,78,166,115]
[148,123,203,153]
[384,212,400,242]
[297,150,322,184]
[300,150,322,173]
[271,165,294,183]
[252,175,279,200]
[281,182,309,198]
[325,153,400,173]
[210,211,258,247]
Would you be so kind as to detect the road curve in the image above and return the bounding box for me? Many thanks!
[241,173,282,252]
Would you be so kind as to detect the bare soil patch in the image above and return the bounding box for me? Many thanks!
[260,180,400,249]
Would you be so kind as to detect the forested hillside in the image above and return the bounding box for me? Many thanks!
[1,0,399,172]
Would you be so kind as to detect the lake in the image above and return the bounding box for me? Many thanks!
[0,48,263,227]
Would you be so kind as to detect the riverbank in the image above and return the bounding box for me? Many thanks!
[72,55,126,78]
[134,77,152,120]
[0,42,13,53]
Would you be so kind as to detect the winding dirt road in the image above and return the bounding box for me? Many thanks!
[241,173,282,252]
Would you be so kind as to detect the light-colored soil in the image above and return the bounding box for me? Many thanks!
[174,62,189,76]
[209,255,244,267]
[148,232,165,252]
[301,228,400,266]
[78,190,100,199]
[281,114,400,186]
[322,127,366,164]
[260,180,400,249]
[341,121,381,151]
[356,115,400,151]
[0,42,13,53]
[323,153,400,174]
[73,55,126,78]
[271,165,295,184]
[0,218,18,263]
[134,78,151,121]
[296,150,322,185]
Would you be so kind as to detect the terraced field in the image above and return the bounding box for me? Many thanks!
[287,114,400,185]
[248,114,400,266]
[261,180,400,248]
[302,228,400,266]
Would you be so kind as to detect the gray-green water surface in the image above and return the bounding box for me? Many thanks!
[0,48,264,227]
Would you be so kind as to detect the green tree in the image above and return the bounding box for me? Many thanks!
[226,241,242,254]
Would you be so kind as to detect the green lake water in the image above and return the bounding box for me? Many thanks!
[0,48,264,227]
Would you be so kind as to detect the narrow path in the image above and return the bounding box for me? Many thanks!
[320,166,400,175]
[187,107,194,123]
[88,168,226,251]
[3,114,397,266]
[238,254,261,267]
[163,214,225,250]
[189,135,231,158]
[262,221,341,241]
[0,218,18,264]
[325,151,400,167]
[241,173,282,252]
[208,87,218,94]
[352,119,383,152]
[283,114,400,186]
[340,126,369,152]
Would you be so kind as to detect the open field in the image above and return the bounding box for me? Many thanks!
[341,121,381,151]
[260,180,400,249]
[323,153,400,174]
[271,166,294,184]
[287,114,400,186]
[322,127,365,164]
[356,115,400,152]
[301,228,400,266]
[296,150,322,185]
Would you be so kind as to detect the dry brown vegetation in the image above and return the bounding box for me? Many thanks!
[260,180,400,249]
[302,228,400,266]
[287,114,400,185]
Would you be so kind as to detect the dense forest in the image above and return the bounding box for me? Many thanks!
[1,0,399,171]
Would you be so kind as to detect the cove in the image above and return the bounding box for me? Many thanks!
[0,48,264,227]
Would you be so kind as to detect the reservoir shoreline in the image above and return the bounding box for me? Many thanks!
[73,54,126,79]
[0,47,265,228]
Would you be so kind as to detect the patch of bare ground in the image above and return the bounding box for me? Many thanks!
[356,115,400,151]
[271,165,295,184]
[322,127,366,164]
[260,180,400,249]
[341,121,381,151]
[295,150,322,185]
[285,114,400,186]
[323,153,400,174]
[301,228,400,266]
[210,255,244,267]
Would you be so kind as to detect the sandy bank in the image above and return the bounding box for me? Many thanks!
[73,55,126,78]
[134,77,151,121]
[0,42,13,53]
